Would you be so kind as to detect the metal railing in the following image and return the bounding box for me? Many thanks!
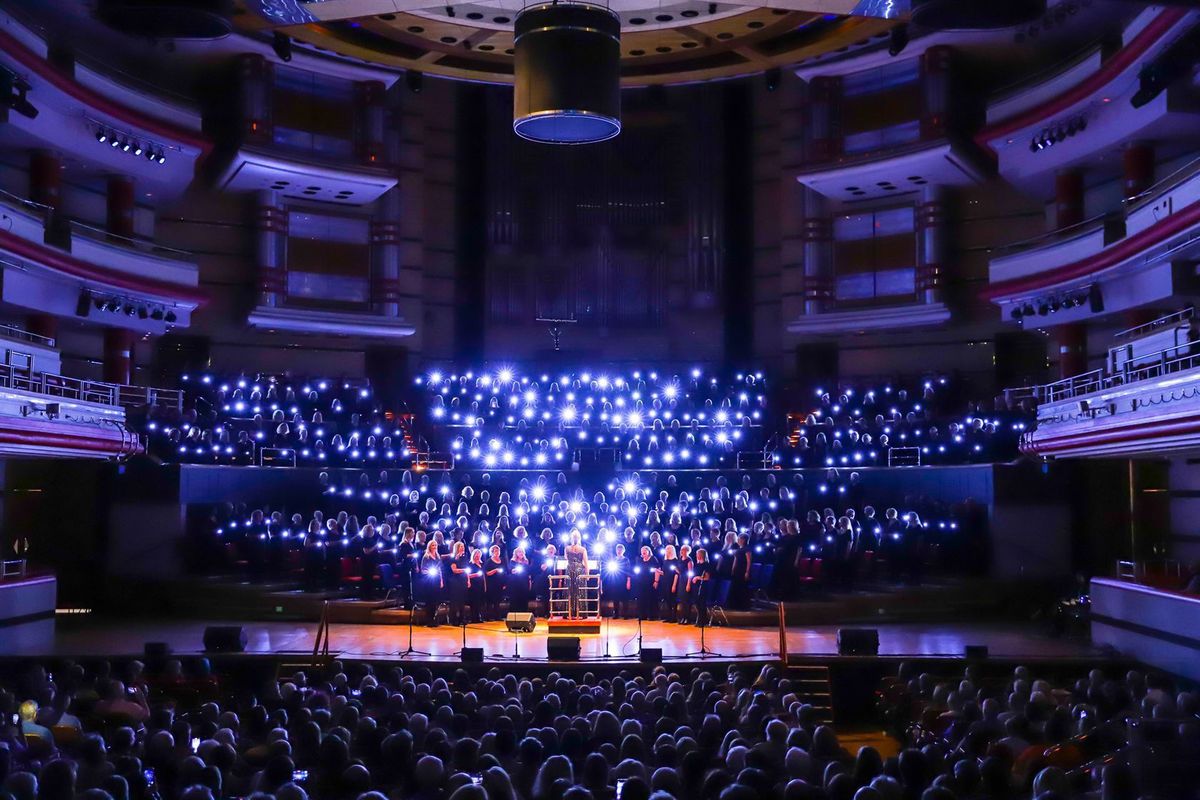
[67,219,195,260]
[116,384,183,412]
[0,559,28,580]
[0,322,55,349]
[1114,306,1194,343]
[1028,338,1200,406]
[0,362,118,406]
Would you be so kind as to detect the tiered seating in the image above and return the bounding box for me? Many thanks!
[140,373,413,468]
[784,376,1031,468]
[418,367,768,469]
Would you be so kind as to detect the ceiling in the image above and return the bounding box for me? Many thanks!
[235,0,900,85]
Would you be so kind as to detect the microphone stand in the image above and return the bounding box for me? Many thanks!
[686,581,723,659]
[397,579,430,658]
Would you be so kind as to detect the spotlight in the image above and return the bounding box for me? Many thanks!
[1049,298,1061,313]
[104,298,121,313]
[145,149,156,162]
[137,306,149,320]
[764,67,781,92]
[121,139,132,152]
[150,308,164,321]
[406,70,423,94]
[96,130,108,143]
[110,136,120,148]
[133,142,143,156]
[156,151,166,164]
[1037,302,1049,317]
[445,4,455,16]
[165,310,177,323]
[888,24,909,57]
[272,31,293,62]
[1022,303,1035,317]
[124,303,136,316]
[1010,306,1023,321]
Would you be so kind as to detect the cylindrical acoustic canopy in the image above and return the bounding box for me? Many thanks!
[513,3,621,144]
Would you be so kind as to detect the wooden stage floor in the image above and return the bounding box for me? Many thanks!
[9,617,1099,664]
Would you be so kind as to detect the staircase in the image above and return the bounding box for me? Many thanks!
[394,412,453,469]
[788,664,835,724]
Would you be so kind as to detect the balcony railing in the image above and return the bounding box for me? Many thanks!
[1024,338,1200,406]
[0,322,55,349]
[116,384,183,413]
[0,362,118,406]
[1113,306,1193,343]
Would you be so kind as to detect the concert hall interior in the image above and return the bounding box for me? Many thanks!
[3,0,1200,798]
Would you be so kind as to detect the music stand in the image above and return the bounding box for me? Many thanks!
[534,316,577,352]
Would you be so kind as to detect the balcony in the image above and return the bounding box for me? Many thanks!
[987,158,1200,319]
[0,189,203,329]
[0,15,210,199]
[979,6,1200,191]
[214,146,398,206]
[1020,336,1200,458]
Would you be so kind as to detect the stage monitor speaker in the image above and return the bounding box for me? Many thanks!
[505,612,537,633]
[547,636,581,661]
[639,648,662,664]
[203,625,247,653]
[965,645,989,659]
[461,647,484,663]
[837,628,879,656]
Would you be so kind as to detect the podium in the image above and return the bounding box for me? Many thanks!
[547,570,601,634]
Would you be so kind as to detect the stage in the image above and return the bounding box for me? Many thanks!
[8,617,1101,664]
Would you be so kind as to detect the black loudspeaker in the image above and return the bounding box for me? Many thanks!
[547,636,581,661]
[837,628,879,656]
[505,612,537,633]
[461,647,484,663]
[203,625,247,653]
[639,648,662,664]
[1088,283,1105,313]
[965,645,989,659]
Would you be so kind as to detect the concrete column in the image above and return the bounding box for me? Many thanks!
[28,150,62,209]
[915,185,946,305]
[103,327,134,385]
[1123,142,1155,199]
[1056,322,1087,380]
[920,45,954,140]
[105,175,135,239]
[805,77,841,165]
[801,188,833,315]
[1054,170,1085,230]
[355,80,387,167]
[238,53,274,144]
[371,190,402,318]
[255,190,288,308]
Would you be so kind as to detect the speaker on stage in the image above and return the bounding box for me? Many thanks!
[505,612,537,633]
[461,647,484,663]
[965,645,989,660]
[203,625,247,653]
[639,648,662,664]
[547,636,580,661]
[837,628,879,656]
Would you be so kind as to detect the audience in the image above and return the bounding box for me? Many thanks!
[1,658,1193,800]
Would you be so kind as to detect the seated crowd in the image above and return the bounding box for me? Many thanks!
[422,367,768,471]
[780,378,1030,469]
[875,662,1200,800]
[199,469,984,623]
[141,375,414,469]
[2,656,1193,800]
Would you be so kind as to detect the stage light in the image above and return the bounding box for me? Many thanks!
[96,130,108,143]
[272,30,293,62]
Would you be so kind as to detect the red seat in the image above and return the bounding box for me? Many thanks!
[341,557,362,584]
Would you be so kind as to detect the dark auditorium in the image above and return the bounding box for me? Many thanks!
[2,0,1200,798]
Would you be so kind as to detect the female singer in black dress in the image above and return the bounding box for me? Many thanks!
[485,544,506,620]
[395,528,417,608]
[466,547,487,622]
[634,545,660,620]
[302,519,325,593]
[447,541,470,626]
[604,543,631,618]
[691,547,714,627]
[417,540,443,627]
[659,545,681,622]
[507,547,532,613]
[675,544,694,624]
